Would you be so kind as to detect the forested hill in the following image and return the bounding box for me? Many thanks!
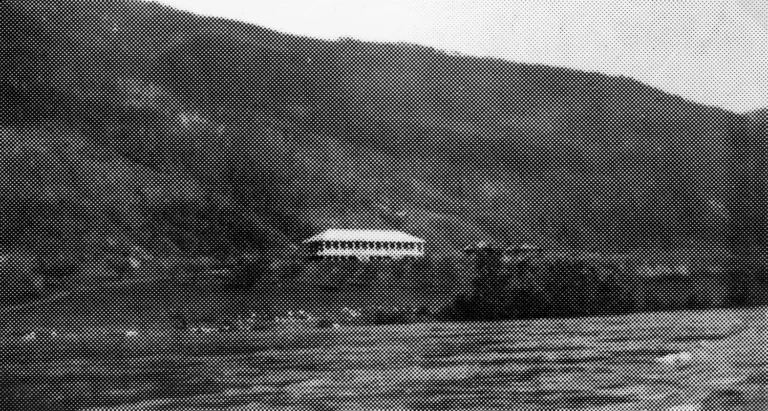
[1,0,764,269]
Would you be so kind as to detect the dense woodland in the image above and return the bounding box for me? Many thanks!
[1,0,767,314]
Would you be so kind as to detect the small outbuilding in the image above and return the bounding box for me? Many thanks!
[302,229,426,261]
[463,242,540,272]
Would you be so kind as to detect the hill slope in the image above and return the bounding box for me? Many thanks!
[1,0,765,279]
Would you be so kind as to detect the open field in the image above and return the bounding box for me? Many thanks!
[2,306,766,410]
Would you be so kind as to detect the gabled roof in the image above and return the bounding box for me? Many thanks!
[303,229,425,244]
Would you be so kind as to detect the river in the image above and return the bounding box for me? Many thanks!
[4,307,766,410]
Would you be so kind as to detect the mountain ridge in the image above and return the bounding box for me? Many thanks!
[1,0,764,281]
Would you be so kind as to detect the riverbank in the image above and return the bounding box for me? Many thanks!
[3,252,767,336]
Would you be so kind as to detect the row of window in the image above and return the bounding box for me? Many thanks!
[315,241,424,252]
[318,255,414,261]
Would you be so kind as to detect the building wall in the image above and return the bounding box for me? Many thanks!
[306,240,425,260]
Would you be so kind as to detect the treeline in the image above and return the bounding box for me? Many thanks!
[441,254,768,321]
[4,250,768,330]
[162,251,768,325]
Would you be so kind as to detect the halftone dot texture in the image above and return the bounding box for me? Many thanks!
[1,1,766,410]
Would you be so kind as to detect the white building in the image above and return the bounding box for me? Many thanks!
[303,229,426,261]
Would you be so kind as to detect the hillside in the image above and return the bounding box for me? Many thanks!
[1,0,765,290]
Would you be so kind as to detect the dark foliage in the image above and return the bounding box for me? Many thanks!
[443,251,768,322]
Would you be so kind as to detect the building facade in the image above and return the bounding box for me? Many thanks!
[303,229,426,261]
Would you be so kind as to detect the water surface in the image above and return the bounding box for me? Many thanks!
[4,308,766,410]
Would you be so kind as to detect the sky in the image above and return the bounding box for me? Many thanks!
[155,0,768,113]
